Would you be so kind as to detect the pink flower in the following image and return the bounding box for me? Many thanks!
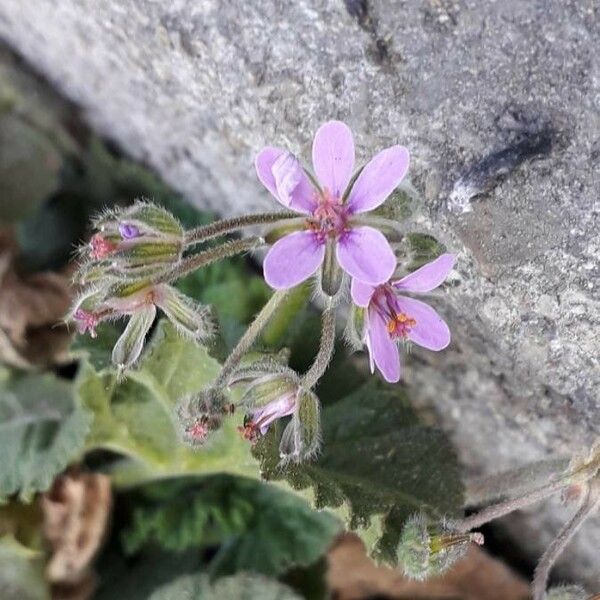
[256,121,409,289]
[351,254,455,383]
[239,392,297,442]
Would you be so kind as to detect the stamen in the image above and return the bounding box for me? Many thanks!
[387,312,417,338]
[306,188,349,241]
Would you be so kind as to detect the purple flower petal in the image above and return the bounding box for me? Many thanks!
[255,147,316,214]
[395,296,451,351]
[346,145,409,213]
[350,278,377,307]
[336,226,396,284]
[251,393,296,435]
[394,254,456,293]
[119,223,140,239]
[312,120,355,198]
[367,306,401,382]
[263,231,325,289]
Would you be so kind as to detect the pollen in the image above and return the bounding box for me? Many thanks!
[387,312,417,338]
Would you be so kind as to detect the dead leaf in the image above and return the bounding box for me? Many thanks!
[327,533,530,600]
[0,228,73,368]
[42,471,112,600]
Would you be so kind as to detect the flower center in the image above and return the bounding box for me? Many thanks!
[387,312,417,338]
[306,188,349,241]
[373,286,417,339]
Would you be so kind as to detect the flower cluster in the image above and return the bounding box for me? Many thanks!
[256,121,455,383]
[70,121,456,459]
[70,201,213,370]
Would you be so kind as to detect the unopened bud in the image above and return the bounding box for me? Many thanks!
[154,285,213,341]
[546,585,589,600]
[94,201,184,239]
[86,202,185,278]
[111,305,157,371]
[176,388,227,447]
[279,389,321,464]
[397,513,484,581]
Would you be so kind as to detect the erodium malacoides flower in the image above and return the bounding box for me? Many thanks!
[351,253,455,383]
[256,121,409,294]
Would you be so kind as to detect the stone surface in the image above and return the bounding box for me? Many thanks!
[0,0,598,587]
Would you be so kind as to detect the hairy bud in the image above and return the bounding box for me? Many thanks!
[176,388,229,447]
[279,389,321,464]
[83,201,185,279]
[111,305,156,372]
[397,513,484,581]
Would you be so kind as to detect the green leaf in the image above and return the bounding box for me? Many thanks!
[0,370,91,502]
[149,573,302,600]
[77,321,255,482]
[0,535,49,600]
[253,380,464,564]
[122,475,341,578]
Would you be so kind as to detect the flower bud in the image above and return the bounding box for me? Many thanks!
[546,585,589,600]
[397,513,484,581]
[176,388,228,446]
[94,201,184,239]
[153,285,213,341]
[111,305,157,371]
[84,202,185,278]
[279,389,321,464]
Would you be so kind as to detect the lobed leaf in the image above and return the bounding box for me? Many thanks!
[122,474,341,579]
[253,380,464,563]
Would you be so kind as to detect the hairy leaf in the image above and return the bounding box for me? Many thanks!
[253,380,464,563]
[122,475,341,578]
[0,370,91,501]
[150,572,302,600]
[77,321,255,482]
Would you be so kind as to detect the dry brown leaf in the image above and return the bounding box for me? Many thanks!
[328,533,530,600]
[0,228,73,368]
[42,471,112,600]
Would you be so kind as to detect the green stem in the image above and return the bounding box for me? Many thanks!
[215,289,289,387]
[185,212,297,245]
[156,237,263,284]
[302,304,336,389]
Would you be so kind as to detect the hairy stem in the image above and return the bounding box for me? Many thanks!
[215,289,289,387]
[302,304,336,389]
[452,476,571,533]
[465,457,571,506]
[185,212,297,245]
[532,481,600,600]
[156,237,263,284]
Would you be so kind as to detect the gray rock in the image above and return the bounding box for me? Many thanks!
[0,0,598,586]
